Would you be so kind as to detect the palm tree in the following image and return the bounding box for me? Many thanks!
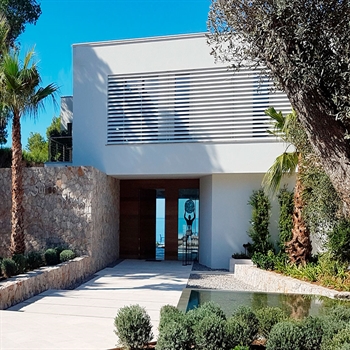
[0,49,58,255]
[263,107,312,265]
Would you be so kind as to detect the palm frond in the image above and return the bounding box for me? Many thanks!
[263,152,299,195]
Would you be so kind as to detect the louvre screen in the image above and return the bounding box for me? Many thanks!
[107,67,290,144]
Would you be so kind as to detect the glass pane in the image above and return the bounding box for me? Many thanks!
[178,189,199,264]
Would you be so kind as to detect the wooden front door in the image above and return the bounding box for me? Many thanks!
[139,189,156,259]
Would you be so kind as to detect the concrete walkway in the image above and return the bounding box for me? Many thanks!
[0,260,193,350]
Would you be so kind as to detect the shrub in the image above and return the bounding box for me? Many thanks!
[233,347,250,350]
[300,316,324,350]
[12,254,27,274]
[252,250,276,270]
[59,249,75,262]
[327,325,350,350]
[277,187,294,251]
[158,305,184,332]
[156,314,192,350]
[186,301,226,329]
[247,189,273,255]
[226,306,259,348]
[193,314,228,350]
[256,306,288,338]
[327,219,350,263]
[266,321,303,350]
[26,251,43,270]
[114,304,153,349]
[55,246,67,257]
[1,258,17,278]
[320,316,349,349]
[44,248,59,266]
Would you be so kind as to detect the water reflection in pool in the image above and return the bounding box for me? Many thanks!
[186,290,349,319]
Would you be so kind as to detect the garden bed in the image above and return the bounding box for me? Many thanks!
[234,264,350,299]
[0,255,92,309]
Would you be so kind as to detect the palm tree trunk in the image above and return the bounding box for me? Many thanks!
[10,111,25,255]
[286,175,312,265]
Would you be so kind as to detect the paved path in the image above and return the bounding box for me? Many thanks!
[0,260,193,350]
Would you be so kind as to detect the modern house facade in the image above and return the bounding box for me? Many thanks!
[65,33,292,269]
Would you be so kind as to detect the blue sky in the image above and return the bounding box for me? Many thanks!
[8,0,211,147]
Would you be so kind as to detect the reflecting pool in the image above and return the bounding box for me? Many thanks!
[184,289,350,319]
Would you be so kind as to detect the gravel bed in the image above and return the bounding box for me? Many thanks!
[188,262,263,291]
[187,273,263,291]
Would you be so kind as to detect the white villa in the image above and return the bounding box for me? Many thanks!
[55,33,292,269]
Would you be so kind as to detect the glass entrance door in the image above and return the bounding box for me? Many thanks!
[178,189,199,264]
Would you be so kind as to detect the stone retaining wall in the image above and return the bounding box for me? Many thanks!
[0,256,92,309]
[234,264,350,299]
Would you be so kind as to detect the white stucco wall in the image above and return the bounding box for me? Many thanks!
[198,174,293,269]
[73,34,290,177]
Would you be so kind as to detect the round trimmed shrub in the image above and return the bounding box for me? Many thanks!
[156,315,192,350]
[12,254,27,274]
[26,251,43,270]
[59,249,75,262]
[1,258,17,278]
[187,301,226,329]
[256,306,288,338]
[226,306,259,348]
[193,314,228,350]
[266,321,303,350]
[300,316,324,350]
[158,304,184,332]
[44,248,59,266]
[114,304,153,349]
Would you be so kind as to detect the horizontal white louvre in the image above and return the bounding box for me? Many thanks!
[107,67,291,144]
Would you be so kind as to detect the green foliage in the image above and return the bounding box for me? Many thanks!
[300,316,324,350]
[247,189,273,255]
[327,219,350,263]
[44,248,59,266]
[252,251,276,270]
[193,314,228,350]
[277,187,294,250]
[256,307,288,338]
[59,249,75,262]
[156,313,192,350]
[23,132,48,164]
[266,321,303,350]
[1,257,16,277]
[46,116,62,138]
[320,320,346,350]
[12,253,27,274]
[326,325,350,350]
[232,347,249,350]
[0,0,41,46]
[26,251,43,270]
[158,305,184,333]
[0,107,8,146]
[226,306,259,348]
[187,301,226,329]
[301,164,341,237]
[114,304,153,350]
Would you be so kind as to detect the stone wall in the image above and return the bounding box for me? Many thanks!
[0,166,119,271]
[0,256,92,309]
[234,264,350,299]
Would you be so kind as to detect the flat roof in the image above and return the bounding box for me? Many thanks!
[72,32,207,48]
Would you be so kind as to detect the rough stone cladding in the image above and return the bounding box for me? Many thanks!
[0,166,119,271]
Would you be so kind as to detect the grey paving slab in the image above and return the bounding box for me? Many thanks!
[0,259,192,350]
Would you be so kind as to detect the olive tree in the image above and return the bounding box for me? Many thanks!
[208,0,350,215]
